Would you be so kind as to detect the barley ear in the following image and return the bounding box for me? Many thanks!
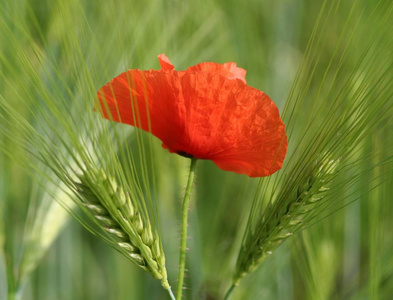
[74,165,170,290]
[233,156,340,284]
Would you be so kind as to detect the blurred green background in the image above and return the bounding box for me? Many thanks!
[1,0,392,299]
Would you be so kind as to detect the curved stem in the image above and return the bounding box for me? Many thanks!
[176,158,197,299]
[223,283,237,300]
[167,288,176,300]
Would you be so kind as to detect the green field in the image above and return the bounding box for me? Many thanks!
[1,0,393,299]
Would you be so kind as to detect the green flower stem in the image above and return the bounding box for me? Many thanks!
[168,288,176,300]
[223,283,237,300]
[176,158,197,299]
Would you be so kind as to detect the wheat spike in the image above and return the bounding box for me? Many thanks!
[74,166,170,290]
[233,156,340,284]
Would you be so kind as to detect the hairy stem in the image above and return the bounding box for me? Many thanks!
[176,158,197,299]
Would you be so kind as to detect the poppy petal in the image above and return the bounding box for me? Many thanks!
[179,70,287,177]
[97,69,187,150]
[97,55,287,177]
[158,54,175,71]
[187,61,247,83]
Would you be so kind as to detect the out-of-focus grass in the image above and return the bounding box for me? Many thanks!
[1,0,392,299]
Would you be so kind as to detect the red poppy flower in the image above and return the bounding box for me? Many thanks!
[96,54,287,177]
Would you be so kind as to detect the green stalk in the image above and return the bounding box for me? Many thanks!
[168,288,176,300]
[223,283,237,300]
[176,158,197,299]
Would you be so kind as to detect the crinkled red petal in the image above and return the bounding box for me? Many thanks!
[187,61,247,83]
[158,54,174,71]
[97,54,287,177]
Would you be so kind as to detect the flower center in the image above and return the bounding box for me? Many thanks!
[177,151,194,159]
